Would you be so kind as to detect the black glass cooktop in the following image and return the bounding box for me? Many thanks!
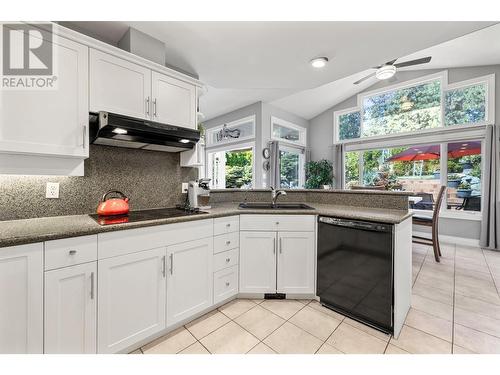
[89,206,208,226]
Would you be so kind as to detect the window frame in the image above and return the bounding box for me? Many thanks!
[333,71,495,145]
[278,144,306,189]
[205,115,256,147]
[205,141,256,190]
[271,116,307,147]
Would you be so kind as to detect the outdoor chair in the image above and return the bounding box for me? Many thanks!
[412,186,446,262]
[410,192,434,210]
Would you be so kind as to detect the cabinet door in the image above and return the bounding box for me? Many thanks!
[90,49,151,119]
[0,33,88,158]
[152,71,196,129]
[98,248,166,353]
[239,231,277,294]
[277,232,315,294]
[44,262,97,353]
[0,243,43,353]
[166,238,213,326]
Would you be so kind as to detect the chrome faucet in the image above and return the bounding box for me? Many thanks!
[271,187,287,207]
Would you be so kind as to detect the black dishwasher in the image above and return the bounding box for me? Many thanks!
[317,216,394,333]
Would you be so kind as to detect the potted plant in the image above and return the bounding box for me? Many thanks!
[456,181,472,198]
[305,159,334,189]
[447,174,462,188]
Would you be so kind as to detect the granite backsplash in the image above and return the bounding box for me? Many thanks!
[0,145,198,221]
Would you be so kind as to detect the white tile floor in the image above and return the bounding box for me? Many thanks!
[132,243,500,354]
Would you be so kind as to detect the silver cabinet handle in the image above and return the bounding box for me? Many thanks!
[90,272,95,300]
[161,255,166,278]
[226,258,231,263]
[146,97,150,116]
[82,125,87,149]
[153,98,157,117]
[279,237,282,254]
[170,253,174,275]
[69,250,77,255]
[273,237,276,254]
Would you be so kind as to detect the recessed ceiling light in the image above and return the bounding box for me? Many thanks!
[179,139,190,144]
[112,128,127,135]
[310,57,328,69]
[376,65,397,80]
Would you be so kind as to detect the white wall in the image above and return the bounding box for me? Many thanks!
[202,101,309,188]
[308,65,500,241]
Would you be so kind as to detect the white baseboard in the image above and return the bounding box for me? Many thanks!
[413,230,480,247]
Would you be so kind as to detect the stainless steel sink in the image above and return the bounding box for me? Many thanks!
[238,202,315,210]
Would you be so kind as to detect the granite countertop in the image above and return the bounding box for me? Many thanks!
[0,202,412,248]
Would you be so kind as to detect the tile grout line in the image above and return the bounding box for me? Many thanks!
[481,248,500,297]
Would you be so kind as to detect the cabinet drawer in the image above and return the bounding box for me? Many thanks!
[213,249,239,272]
[213,232,239,254]
[214,216,239,236]
[45,235,97,270]
[213,265,238,304]
[240,215,315,232]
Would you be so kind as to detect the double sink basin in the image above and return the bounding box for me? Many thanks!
[238,202,314,210]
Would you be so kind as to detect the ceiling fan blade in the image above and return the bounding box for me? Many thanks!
[371,58,398,69]
[354,72,376,85]
[394,56,432,68]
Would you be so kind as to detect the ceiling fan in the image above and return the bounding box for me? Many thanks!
[353,56,432,85]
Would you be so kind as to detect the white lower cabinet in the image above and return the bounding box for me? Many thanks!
[44,262,97,353]
[98,247,167,353]
[239,231,277,294]
[0,243,43,353]
[213,265,239,304]
[277,232,315,294]
[166,238,213,326]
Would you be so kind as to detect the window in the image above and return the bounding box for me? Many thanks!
[334,72,494,144]
[279,145,305,188]
[362,80,441,137]
[207,143,254,189]
[344,141,483,213]
[206,116,255,147]
[271,117,307,147]
[338,111,361,140]
[445,83,487,126]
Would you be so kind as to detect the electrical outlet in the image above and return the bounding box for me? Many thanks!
[46,182,60,199]
[181,182,189,194]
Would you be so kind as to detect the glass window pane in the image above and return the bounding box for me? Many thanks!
[338,111,361,140]
[344,151,360,188]
[273,123,301,143]
[225,149,253,189]
[362,80,441,137]
[279,149,300,188]
[446,141,481,211]
[444,84,487,126]
[208,118,255,145]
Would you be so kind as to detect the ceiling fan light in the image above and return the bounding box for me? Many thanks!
[310,57,328,68]
[376,65,397,80]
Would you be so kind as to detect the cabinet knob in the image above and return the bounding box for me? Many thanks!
[276,222,280,225]
[69,250,77,255]
[226,258,231,262]
[226,223,231,227]
[226,240,231,245]
[225,282,230,287]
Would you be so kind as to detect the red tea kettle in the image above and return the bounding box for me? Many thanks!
[97,190,130,216]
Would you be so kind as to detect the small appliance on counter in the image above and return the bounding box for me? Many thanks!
[188,179,211,210]
[96,190,130,216]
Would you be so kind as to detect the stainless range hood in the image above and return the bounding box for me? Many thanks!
[89,112,200,152]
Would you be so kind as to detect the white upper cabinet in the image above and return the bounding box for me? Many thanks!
[152,71,197,129]
[98,247,166,354]
[277,232,315,294]
[0,243,43,353]
[44,262,97,354]
[90,49,151,119]
[239,231,277,294]
[166,238,213,326]
[0,34,88,159]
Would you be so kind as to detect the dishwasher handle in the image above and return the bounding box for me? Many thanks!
[319,216,392,233]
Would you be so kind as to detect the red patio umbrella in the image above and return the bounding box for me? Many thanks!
[386,141,481,162]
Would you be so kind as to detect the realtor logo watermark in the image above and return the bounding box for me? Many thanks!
[1,22,57,90]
